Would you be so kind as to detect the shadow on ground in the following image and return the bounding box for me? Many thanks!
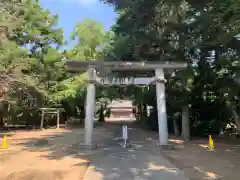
[3,123,239,180]
[6,124,189,180]
[0,125,116,180]
[5,123,240,180]
[13,125,116,160]
[81,125,189,180]
[161,135,240,180]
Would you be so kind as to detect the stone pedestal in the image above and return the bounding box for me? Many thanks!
[78,143,99,150]
[157,144,175,150]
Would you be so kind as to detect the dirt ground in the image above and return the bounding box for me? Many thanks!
[1,126,240,180]
[162,136,240,180]
[0,128,90,180]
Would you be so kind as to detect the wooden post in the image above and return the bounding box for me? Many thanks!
[57,110,60,129]
[182,106,190,140]
[40,110,44,130]
[181,77,190,141]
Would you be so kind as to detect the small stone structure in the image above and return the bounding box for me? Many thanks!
[106,100,136,124]
[105,100,136,147]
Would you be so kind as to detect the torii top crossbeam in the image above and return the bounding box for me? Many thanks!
[66,60,187,72]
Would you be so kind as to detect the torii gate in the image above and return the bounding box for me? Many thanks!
[66,61,187,148]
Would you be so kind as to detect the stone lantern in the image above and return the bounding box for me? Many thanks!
[106,100,136,148]
[106,100,136,124]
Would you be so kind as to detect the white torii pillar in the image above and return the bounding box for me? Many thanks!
[84,67,96,146]
[155,68,168,146]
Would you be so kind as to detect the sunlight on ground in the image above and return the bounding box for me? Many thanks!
[198,144,209,149]
[146,137,185,145]
[148,162,179,175]
[0,128,89,180]
[168,138,185,145]
[162,136,240,180]
[193,167,222,180]
[198,144,217,152]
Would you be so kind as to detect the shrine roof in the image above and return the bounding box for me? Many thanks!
[107,100,134,108]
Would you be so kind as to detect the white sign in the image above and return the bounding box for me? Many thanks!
[96,76,154,85]
[122,125,128,140]
[134,77,154,85]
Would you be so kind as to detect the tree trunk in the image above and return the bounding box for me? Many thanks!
[231,108,240,135]
[0,117,4,128]
[0,100,9,129]
[79,106,85,124]
[40,111,44,130]
[181,106,190,141]
[173,119,180,136]
[140,102,144,121]
[137,104,142,121]
[142,104,148,122]
[98,105,105,122]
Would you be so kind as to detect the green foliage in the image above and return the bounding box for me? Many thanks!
[0,0,64,127]
[0,1,125,127]
[69,19,107,60]
[2,0,240,135]
[52,19,115,106]
[103,0,240,135]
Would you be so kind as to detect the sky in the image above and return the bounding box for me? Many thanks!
[39,0,117,48]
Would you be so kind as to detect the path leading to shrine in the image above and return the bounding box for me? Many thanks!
[83,125,190,180]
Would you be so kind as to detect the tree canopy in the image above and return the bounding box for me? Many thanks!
[1,0,240,137]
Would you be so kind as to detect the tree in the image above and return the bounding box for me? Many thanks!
[68,19,106,60]
[0,0,64,127]
[102,0,240,137]
[49,19,112,121]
